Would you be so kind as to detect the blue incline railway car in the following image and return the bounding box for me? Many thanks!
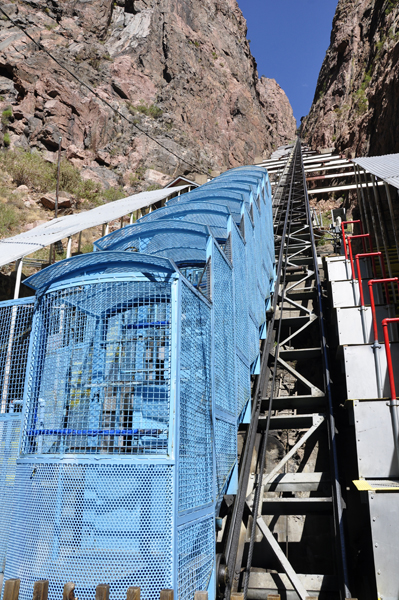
[0,167,274,600]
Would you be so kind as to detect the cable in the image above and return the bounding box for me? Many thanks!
[0,5,209,175]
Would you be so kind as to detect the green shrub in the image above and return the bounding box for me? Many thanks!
[145,184,162,191]
[0,149,126,204]
[1,107,12,126]
[3,132,10,147]
[386,0,399,15]
[0,203,19,236]
[0,149,55,189]
[102,187,125,202]
[128,101,163,119]
[354,89,368,115]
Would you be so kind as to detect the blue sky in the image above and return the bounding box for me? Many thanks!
[236,0,339,124]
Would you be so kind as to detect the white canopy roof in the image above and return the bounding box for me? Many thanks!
[0,186,187,267]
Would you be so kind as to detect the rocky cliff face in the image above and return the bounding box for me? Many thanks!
[0,0,296,192]
[303,0,399,158]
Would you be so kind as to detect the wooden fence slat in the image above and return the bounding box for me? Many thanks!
[126,588,140,600]
[159,590,173,600]
[194,593,208,600]
[62,582,75,600]
[32,581,49,600]
[96,585,110,600]
[3,579,20,600]
[231,594,244,600]
[266,596,281,600]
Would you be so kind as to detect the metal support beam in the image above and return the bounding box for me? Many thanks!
[13,258,23,300]
[256,517,309,600]
[66,236,72,259]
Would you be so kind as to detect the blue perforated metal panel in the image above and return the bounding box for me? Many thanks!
[213,246,235,415]
[22,281,172,456]
[0,300,34,413]
[178,282,212,513]
[236,356,251,419]
[215,419,236,495]
[0,415,21,570]
[4,462,173,600]
[231,225,248,358]
[177,516,214,600]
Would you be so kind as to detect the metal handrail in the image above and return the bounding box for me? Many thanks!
[369,278,399,342]
[347,234,374,280]
[355,252,387,307]
[382,317,399,468]
[340,219,364,260]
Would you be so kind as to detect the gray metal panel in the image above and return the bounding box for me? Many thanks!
[331,279,383,308]
[326,258,351,282]
[0,186,187,267]
[336,305,396,346]
[352,399,399,478]
[343,343,399,399]
[353,154,399,189]
[368,491,399,599]
[326,257,373,282]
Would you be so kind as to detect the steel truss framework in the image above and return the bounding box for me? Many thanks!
[222,139,351,600]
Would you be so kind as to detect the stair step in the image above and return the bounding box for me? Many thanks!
[279,347,321,361]
[261,395,326,413]
[261,497,332,515]
[259,413,321,430]
[264,472,330,493]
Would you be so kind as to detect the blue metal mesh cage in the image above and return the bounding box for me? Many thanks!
[22,281,172,457]
[178,282,212,513]
[231,225,248,359]
[213,245,235,416]
[0,299,34,413]
[0,414,21,571]
[215,419,236,495]
[0,166,276,600]
[4,462,173,600]
[177,516,214,600]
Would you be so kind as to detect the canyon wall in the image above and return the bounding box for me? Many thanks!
[0,0,297,191]
[303,0,399,158]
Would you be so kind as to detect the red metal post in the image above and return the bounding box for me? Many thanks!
[382,318,399,401]
[347,234,373,279]
[368,278,399,342]
[341,220,364,260]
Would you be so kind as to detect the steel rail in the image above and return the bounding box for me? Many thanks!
[222,143,298,598]
[298,142,351,599]
[242,140,303,599]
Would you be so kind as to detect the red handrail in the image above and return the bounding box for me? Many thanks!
[368,278,398,342]
[340,220,364,260]
[382,318,399,401]
[348,234,374,279]
[356,253,387,307]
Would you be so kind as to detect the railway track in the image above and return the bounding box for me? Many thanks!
[222,139,351,600]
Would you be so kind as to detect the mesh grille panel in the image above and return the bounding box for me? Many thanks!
[0,415,21,568]
[231,226,248,357]
[237,356,251,418]
[213,247,235,415]
[0,302,34,413]
[178,283,212,513]
[244,213,257,326]
[177,517,214,600]
[249,314,259,367]
[4,462,173,600]
[215,419,236,495]
[23,281,172,456]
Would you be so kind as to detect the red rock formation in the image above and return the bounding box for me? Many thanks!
[303,0,399,158]
[0,0,296,190]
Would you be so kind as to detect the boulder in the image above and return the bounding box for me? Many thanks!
[40,193,72,210]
